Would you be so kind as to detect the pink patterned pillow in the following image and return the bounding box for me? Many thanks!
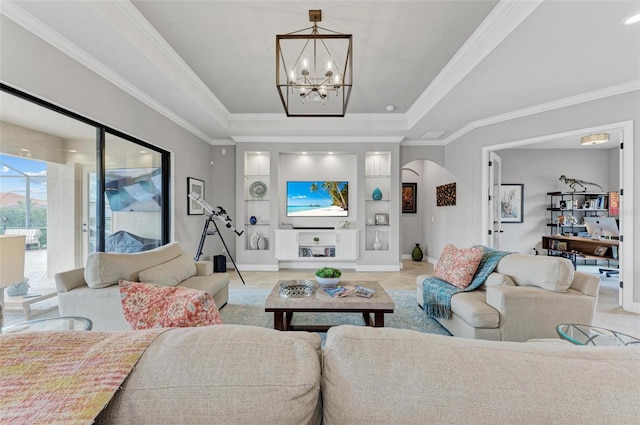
[434,244,484,288]
[119,280,222,330]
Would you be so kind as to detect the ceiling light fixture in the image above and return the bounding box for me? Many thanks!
[276,10,353,117]
[580,133,610,146]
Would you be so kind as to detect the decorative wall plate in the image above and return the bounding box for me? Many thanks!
[249,181,267,198]
[257,235,267,250]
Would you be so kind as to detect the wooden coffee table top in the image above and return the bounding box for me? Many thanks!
[265,280,394,312]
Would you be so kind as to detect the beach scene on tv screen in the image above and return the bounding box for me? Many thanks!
[287,181,348,217]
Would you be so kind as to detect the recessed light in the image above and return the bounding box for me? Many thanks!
[385,105,396,112]
[624,12,640,25]
[328,152,334,155]
[138,150,146,154]
[68,149,78,153]
[302,152,307,155]
[20,148,30,152]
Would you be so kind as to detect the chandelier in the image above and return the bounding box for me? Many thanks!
[580,133,609,146]
[276,10,352,117]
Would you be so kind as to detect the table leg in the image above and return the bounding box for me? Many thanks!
[285,312,293,331]
[373,312,384,327]
[362,312,372,326]
[273,312,284,331]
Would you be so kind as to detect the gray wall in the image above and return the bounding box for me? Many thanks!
[496,148,618,254]
[1,16,220,263]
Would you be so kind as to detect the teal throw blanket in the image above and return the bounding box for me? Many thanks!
[422,246,511,319]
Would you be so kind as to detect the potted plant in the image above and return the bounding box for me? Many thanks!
[315,267,342,288]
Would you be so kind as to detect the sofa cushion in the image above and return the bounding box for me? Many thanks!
[480,272,515,290]
[138,253,196,287]
[95,326,322,425]
[433,244,484,288]
[495,254,574,292]
[119,280,222,330]
[450,290,499,328]
[85,242,184,289]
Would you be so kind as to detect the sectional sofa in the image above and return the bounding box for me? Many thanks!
[91,324,639,424]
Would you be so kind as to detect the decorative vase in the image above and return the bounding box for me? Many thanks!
[372,187,383,201]
[373,230,382,250]
[249,216,257,225]
[412,243,424,262]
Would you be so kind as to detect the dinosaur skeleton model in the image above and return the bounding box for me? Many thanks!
[558,175,604,192]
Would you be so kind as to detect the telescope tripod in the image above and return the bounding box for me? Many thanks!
[195,213,246,285]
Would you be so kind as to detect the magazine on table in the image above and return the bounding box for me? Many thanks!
[324,285,376,298]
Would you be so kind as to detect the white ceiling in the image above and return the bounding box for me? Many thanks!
[1,0,639,148]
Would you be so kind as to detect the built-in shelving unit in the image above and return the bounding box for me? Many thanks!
[244,152,271,251]
[364,152,391,251]
[274,229,358,261]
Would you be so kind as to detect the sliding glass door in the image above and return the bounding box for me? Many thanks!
[0,85,170,282]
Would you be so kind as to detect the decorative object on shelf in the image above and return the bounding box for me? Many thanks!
[276,9,353,117]
[257,235,268,250]
[249,215,257,225]
[580,132,609,146]
[565,214,578,225]
[315,267,342,288]
[373,230,382,250]
[279,280,314,298]
[412,243,423,261]
[500,183,524,223]
[558,175,604,192]
[367,218,374,225]
[249,181,267,199]
[313,237,319,244]
[339,220,351,229]
[402,182,417,213]
[6,279,29,297]
[187,177,205,215]
[374,213,388,225]
[436,182,456,206]
[250,232,260,250]
[371,187,383,201]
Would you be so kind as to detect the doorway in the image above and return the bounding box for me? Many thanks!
[481,120,635,312]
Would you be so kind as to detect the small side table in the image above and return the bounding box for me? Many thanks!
[557,324,640,346]
[2,316,92,334]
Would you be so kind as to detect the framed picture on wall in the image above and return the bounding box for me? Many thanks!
[187,177,205,215]
[500,183,524,223]
[402,182,417,213]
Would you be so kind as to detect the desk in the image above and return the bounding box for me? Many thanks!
[541,235,618,268]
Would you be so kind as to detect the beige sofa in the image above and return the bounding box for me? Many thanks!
[416,254,600,341]
[90,325,640,424]
[55,242,230,331]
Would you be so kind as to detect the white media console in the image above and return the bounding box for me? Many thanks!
[274,229,358,267]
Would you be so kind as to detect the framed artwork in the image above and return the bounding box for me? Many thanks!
[187,177,205,215]
[500,183,524,223]
[374,213,389,225]
[402,182,417,213]
[436,182,456,206]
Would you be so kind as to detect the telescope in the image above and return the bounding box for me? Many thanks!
[188,191,245,285]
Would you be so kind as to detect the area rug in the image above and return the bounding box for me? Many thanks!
[220,288,451,336]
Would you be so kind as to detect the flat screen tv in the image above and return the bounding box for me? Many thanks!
[286,181,348,217]
[105,168,162,212]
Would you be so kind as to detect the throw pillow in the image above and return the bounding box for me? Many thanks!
[138,253,197,287]
[434,244,484,288]
[119,280,222,330]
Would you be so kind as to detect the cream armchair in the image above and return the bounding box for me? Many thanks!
[417,254,600,342]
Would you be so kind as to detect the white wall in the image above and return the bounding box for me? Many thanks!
[496,148,618,254]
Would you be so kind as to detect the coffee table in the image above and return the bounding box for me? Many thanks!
[265,280,394,332]
[557,324,640,346]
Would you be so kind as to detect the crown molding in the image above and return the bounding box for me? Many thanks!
[406,0,543,129]
[442,80,640,145]
[231,136,404,144]
[0,0,213,143]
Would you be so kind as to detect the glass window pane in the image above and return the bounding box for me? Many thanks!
[104,133,163,253]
